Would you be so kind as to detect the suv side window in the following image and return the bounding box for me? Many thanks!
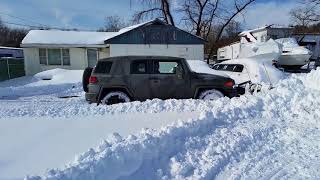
[131,60,149,74]
[153,60,181,74]
[226,65,236,71]
[94,61,113,74]
[233,65,244,72]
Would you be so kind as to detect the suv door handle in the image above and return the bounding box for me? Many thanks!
[149,77,159,80]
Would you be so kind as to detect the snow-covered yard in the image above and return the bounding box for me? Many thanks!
[0,68,319,179]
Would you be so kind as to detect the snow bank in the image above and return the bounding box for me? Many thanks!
[222,58,286,84]
[239,39,282,60]
[34,68,83,84]
[26,69,320,179]
[0,69,83,99]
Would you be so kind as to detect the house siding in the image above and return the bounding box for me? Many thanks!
[24,47,110,75]
[105,24,205,45]
[110,44,204,60]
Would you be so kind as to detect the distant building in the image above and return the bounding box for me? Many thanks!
[294,33,320,60]
[239,25,293,44]
[217,25,294,60]
[21,19,205,75]
[0,46,24,58]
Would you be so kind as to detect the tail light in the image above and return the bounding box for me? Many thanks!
[224,81,234,88]
[89,76,98,84]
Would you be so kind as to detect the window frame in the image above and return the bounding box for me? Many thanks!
[152,60,184,75]
[94,61,113,74]
[130,60,150,74]
[38,48,70,66]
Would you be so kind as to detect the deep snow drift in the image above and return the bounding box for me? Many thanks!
[25,69,320,180]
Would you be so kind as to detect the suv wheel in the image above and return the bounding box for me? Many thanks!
[198,89,224,100]
[102,91,131,105]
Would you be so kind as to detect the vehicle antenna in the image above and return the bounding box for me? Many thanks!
[262,63,273,89]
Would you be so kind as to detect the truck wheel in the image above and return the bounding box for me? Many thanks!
[198,89,224,100]
[101,91,131,105]
[82,67,93,92]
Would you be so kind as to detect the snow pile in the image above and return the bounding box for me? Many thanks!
[222,58,286,84]
[26,69,320,180]
[275,38,312,55]
[34,68,83,84]
[187,60,229,77]
[298,68,320,90]
[239,39,282,60]
[0,69,83,99]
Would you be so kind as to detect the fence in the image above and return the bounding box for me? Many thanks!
[0,58,25,81]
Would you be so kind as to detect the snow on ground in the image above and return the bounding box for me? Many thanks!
[19,69,320,180]
[0,68,319,180]
[0,70,199,180]
[0,112,198,180]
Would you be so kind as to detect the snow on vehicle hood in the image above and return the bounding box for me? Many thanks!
[186,60,229,78]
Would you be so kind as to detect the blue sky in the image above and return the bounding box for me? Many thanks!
[0,0,299,31]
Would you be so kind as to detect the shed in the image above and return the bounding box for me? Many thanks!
[21,19,205,75]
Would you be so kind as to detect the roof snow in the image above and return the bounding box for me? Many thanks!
[21,19,158,47]
[21,30,116,47]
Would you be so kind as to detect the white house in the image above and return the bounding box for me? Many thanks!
[21,19,205,75]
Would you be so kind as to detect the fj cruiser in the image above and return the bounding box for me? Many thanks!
[83,56,238,105]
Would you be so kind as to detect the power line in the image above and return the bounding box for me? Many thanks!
[2,21,44,29]
[0,11,50,28]
[0,11,99,31]
[2,20,97,32]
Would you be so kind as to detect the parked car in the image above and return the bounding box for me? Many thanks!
[211,58,285,93]
[83,56,238,105]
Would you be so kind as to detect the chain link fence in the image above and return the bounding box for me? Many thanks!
[0,58,25,81]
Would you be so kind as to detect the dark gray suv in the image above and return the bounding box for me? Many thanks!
[84,56,237,105]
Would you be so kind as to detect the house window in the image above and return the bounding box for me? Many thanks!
[39,48,70,66]
[62,49,70,65]
[39,48,47,65]
[48,49,61,65]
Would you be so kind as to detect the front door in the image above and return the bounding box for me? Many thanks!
[149,59,190,99]
[128,59,151,101]
[87,49,98,67]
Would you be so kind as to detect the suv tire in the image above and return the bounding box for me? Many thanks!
[198,89,224,100]
[82,67,93,92]
[102,91,131,105]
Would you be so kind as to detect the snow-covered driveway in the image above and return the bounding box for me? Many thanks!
[0,112,198,180]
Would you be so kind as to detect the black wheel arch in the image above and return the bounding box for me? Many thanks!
[97,87,134,103]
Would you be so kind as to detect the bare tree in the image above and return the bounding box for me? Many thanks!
[98,15,127,32]
[224,20,241,37]
[180,0,219,37]
[133,0,175,26]
[290,5,320,26]
[0,18,27,47]
[206,0,255,62]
